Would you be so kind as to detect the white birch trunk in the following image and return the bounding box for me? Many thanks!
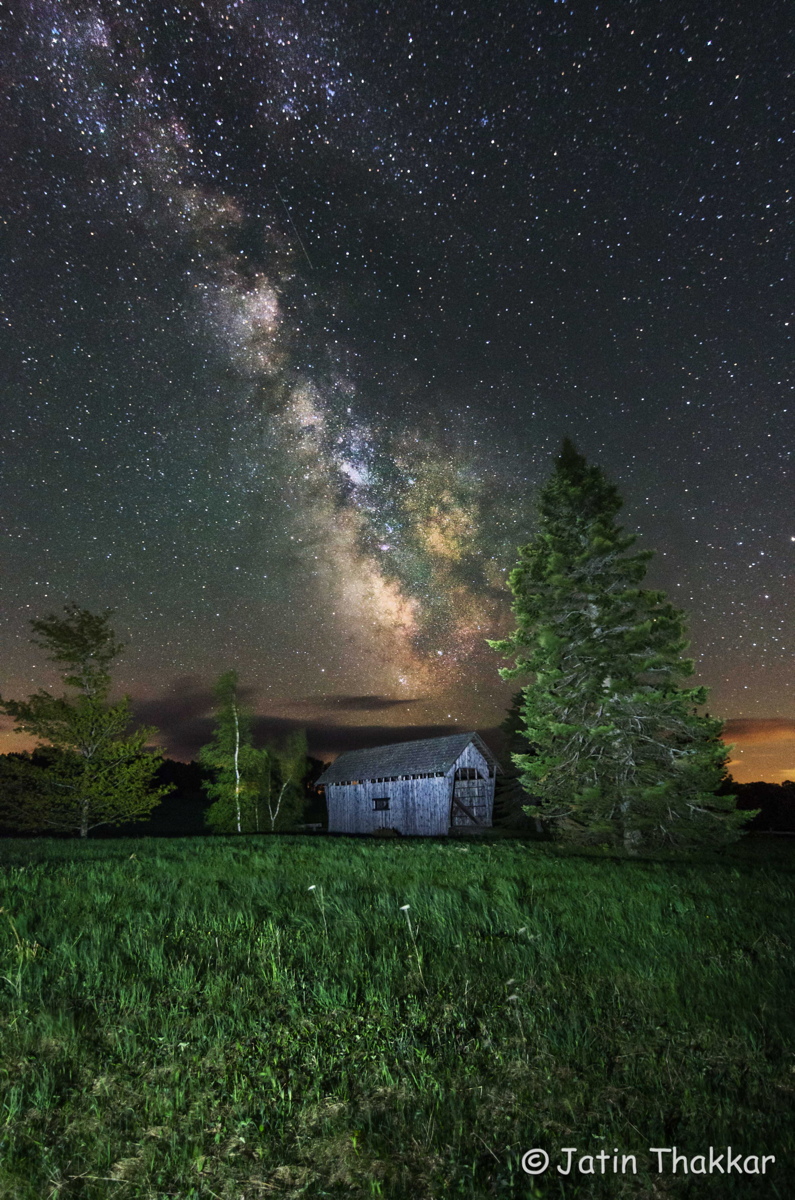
[232,697,242,834]
[268,782,289,832]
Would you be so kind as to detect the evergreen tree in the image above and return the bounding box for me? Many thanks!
[0,606,170,836]
[489,440,752,851]
[491,692,543,831]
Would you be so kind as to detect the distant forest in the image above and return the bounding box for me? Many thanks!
[0,754,327,838]
[721,779,795,834]
[1,753,792,838]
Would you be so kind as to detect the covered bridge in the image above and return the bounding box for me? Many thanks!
[316,732,500,836]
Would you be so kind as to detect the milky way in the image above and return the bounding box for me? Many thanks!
[0,1,791,779]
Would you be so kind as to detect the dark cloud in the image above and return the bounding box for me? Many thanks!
[289,695,421,711]
[132,678,503,763]
[131,675,257,760]
[723,718,795,745]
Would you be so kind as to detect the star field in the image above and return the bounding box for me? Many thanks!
[0,0,791,780]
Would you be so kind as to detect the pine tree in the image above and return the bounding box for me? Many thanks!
[489,440,751,851]
[491,692,543,831]
[0,606,170,836]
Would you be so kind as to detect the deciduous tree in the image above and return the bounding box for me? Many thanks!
[262,729,309,832]
[0,606,170,836]
[199,670,258,834]
[199,673,308,834]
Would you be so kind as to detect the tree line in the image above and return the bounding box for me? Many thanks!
[0,610,308,838]
[0,441,766,849]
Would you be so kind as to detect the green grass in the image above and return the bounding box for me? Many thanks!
[0,834,792,1199]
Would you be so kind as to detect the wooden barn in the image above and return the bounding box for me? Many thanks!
[316,732,501,836]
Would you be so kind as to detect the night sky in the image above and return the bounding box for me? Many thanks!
[1,0,791,782]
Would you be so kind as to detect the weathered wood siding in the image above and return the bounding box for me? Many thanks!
[326,776,452,836]
[325,739,496,835]
[448,743,496,829]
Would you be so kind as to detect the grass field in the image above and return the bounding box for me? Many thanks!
[0,834,792,1199]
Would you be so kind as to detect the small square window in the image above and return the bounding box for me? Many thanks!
[373,797,390,811]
